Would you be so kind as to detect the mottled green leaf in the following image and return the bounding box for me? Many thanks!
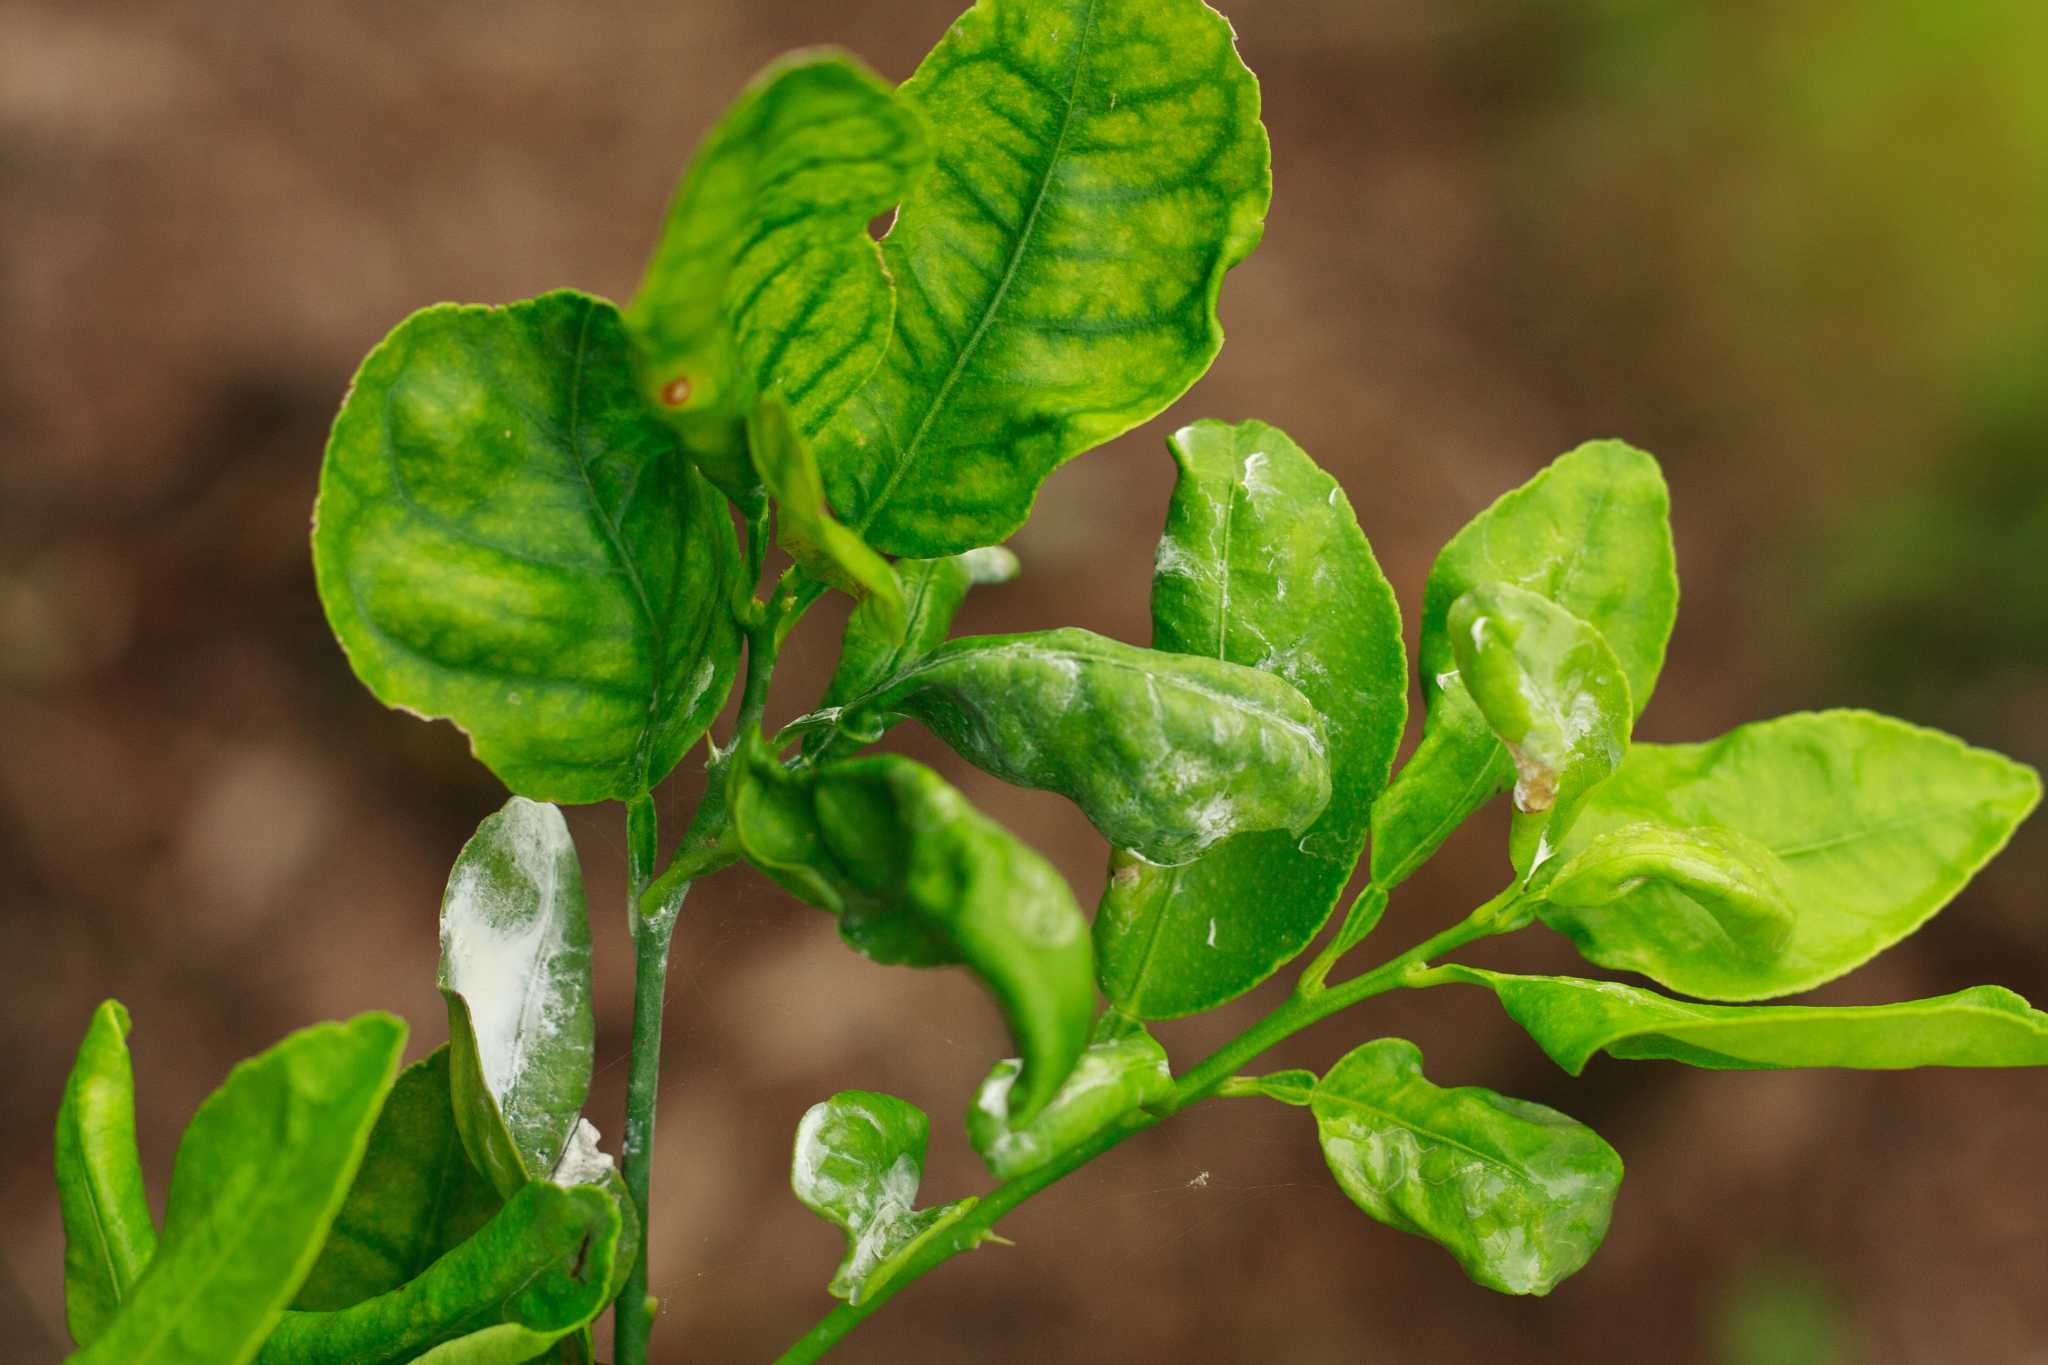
[625,52,928,494]
[55,1000,157,1349]
[749,398,902,630]
[854,627,1330,866]
[817,547,1020,718]
[313,291,743,804]
[73,1015,406,1365]
[293,1047,500,1311]
[968,1032,1171,1180]
[437,798,595,1197]
[1097,419,1406,1016]
[732,749,1093,1118]
[1459,969,2048,1075]
[818,0,1272,555]
[1539,823,1794,964]
[1372,441,1675,888]
[1538,710,2041,1000]
[1449,583,1632,875]
[791,1092,973,1304]
[257,1180,624,1365]
[1310,1038,1621,1296]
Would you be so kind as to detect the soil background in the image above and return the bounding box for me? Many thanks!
[4,2,2045,1362]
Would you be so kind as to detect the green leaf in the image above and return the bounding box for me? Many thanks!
[437,798,595,1197]
[1461,969,2048,1075]
[625,52,928,497]
[256,1180,624,1365]
[55,1000,157,1349]
[732,749,1094,1119]
[73,1014,407,1365]
[816,0,1272,555]
[853,627,1331,866]
[1448,583,1632,873]
[967,1032,1171,1180]
[817,547,1020,719]
[791,1092,973,1304]
[1371,441,1676,888]
[748,398,903,631]
[313,290,744,804]
[1539,823,1795,963]
[1309,1038,1621,1296]
[292,1047,501,1311]
[1096,419,1407,1016]
[1537,710,2041,1000]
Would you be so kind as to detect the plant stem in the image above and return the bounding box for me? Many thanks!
[616,793,668,1365]
[771,892,1520,1363]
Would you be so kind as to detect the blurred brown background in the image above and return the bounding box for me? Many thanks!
[4,1,2045,1361]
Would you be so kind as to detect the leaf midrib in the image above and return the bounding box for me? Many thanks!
[852,0,1102,538]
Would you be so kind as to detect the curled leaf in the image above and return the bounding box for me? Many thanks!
[1310,1038,1621,1296]
[968,1033,1172,1180]
[855,627,1331,866]
[1461,969,2048,1075]
[55,1000,157,1349]
[791,1092,973,1304]
[438,798,595,1197]
[1539,822,1795,963]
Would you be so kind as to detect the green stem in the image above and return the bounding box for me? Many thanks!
[615,794,667,1365]
[771,892,1520,1364]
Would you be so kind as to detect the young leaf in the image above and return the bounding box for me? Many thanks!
[1459,969,2048,1075]
[1537,710,2041,1000]
[816,0,1273,555]
[1310,1038,1621,1296]
[817,547,1020,718]
[1372,441,1676,888]
[852,627,1332,866]
[732,750,1094,1119]
[1538,823,1795,963]
[1096,419,1407,1018]
[293,1047,501,1311]
[74,1014,407,1365]
[438,798,595,1197]
[626,51,929,496]
[792,1092,973,1304]
[967,1032,1172,1180]
[748,398,904,633]
[1448,583,1632,873]
[313,291,743,804]
[256,1180,625,1365]
[55,1000,157,1349]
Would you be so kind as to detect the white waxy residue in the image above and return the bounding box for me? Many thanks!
[550,1117,614,1187]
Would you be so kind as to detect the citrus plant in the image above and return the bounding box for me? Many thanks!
[51,0,2044,1362]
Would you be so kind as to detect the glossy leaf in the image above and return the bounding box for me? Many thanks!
[1461,969,2048,1075]
[55,1000,157,1349]
[817,0,1272,555]
[73,1014,407,1365]
[855,627,1331,866]
[749,398,903,631]
[625,52,928,494]
[817,547,1020,717]
[1448,583,1631,875]
[313,291,743,803]
[1372,441,1675,888]
[293,1047,500,1311]
[967,1032,1171,1180]
[1310,1038,1621,1296]
[1097,419,1407,1017]
[791,1092,972,1304]
[438,798,595,1196]
[1539,823,1794,963]
[1538,710,2041,1000]
[257,1180,624,1365]
[732,750,1094,1119]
